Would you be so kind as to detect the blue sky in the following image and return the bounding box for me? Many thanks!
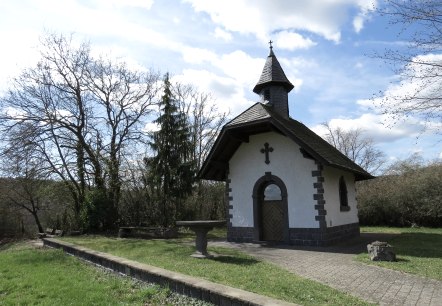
[0,0,440,165]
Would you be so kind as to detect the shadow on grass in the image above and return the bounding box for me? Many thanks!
[0,238,23,251]
[258,232,401,255]
[315,232,441,258]
[389,233,442,259]
[209,255,259,266]
[0,242,15,251]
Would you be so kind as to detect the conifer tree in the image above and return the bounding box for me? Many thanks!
[147,73,195,226]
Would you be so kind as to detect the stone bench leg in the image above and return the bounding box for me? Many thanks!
[192,227,213,258]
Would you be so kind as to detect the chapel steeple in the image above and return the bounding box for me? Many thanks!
[253,41,294,118]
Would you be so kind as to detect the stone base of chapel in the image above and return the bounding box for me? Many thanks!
[227,222,360,247]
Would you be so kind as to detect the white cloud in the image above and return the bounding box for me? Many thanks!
[175,48,305,116]
[183,1,266,39]
[3,107,26,120]
[362,53,442,134]
[311,112,426,144]
[352,0,377,33]
[179,47,265,88]
[113,0,154,9]
[173,47,306,118]
[143,121,160,133]
[184,0,377,43]
[5,0,174,50]
[94,0,154,9]
[0,29,41,93]
[354,62,364,69]
[213,27,232,41]
[172,69,251,115]
[312,117,433,163]
[353,15,364,33]
[274,31,316,50]
[181,47,218,64]
[215,51,264,87]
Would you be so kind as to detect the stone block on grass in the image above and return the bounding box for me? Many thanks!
[367,241,396,261]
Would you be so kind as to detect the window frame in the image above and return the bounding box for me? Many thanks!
[339,176,350,212]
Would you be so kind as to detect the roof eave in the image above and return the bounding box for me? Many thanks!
[253,81,294,94]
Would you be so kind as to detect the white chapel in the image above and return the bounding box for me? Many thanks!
[199,46,373,246]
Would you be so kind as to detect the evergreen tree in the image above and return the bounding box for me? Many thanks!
[147,73,195,226]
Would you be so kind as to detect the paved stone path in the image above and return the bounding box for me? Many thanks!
[212,235,442,306]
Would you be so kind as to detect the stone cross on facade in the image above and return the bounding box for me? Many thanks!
[260,142,274,164]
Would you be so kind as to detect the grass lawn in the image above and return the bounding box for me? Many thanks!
[62,235,372,306]
[358,226,442,281]
[0,241,210,305]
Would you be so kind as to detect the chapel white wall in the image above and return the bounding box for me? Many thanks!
[322,166,359,227]
[228,132,319,228]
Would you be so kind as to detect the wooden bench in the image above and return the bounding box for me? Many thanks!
[38,228,64,238]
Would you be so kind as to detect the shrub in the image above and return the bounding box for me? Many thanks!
[357,162,442,227]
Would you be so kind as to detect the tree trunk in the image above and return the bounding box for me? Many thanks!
[31,211,44,233]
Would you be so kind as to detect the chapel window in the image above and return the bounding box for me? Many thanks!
[264,89,271,102]
[339,176,350,211]
[264,183,282,201]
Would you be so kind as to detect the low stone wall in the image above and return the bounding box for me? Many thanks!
[227,226,254,242]
[228,223,360,246]
[42,238,296,306]
[289,223,360,246]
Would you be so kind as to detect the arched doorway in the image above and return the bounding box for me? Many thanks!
[261,183,284,241]
[253,173,289,243]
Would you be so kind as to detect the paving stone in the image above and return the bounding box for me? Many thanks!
[212,239,442,306]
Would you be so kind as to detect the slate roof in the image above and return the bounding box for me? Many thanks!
[227,102,271,125]
[253,48,294,94]
[199,102,374,181]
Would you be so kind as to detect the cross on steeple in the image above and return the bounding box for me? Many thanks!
[268,40,273,49]
[260,142,274,164]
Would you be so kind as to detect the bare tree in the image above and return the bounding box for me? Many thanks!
[374,0,442,134]
[172,82,229,171]
[0,128,50,233]
[0,33,159,230]
[322,123,386,174]
[172,82,229,219]
[85,56,159,228]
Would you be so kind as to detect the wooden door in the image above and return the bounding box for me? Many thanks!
[261,200,284,241]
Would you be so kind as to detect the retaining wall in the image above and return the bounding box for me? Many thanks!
[42,238,296,306]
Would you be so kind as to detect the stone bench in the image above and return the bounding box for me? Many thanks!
[176,220,226,258]
[38,228,64,239]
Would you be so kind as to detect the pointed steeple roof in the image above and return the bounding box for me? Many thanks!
[253,45,294,94]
